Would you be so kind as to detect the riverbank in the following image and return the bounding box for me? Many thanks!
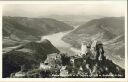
[41,29,81,56]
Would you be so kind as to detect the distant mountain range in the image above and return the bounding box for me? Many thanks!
[62,17,125,67]
[3,16,74,41]
[41,15,104,26]
[3,16,74,47]
[73,17,124,38]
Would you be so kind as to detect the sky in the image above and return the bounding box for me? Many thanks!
[3,1,127,17]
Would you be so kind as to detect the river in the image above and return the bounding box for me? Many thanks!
[41,31,72,48]
[41,26,81,55]
[3,26,81,55]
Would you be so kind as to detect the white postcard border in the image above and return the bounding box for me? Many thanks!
[0,1,127,82]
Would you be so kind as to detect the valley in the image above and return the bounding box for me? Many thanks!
[2,16,125,78]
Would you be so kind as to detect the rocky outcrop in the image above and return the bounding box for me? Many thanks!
[9,53,125,78]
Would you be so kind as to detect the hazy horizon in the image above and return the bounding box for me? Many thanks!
[3,1,126,18]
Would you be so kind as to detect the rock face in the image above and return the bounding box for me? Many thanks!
[3,39,60,78]
[3,16,74,42]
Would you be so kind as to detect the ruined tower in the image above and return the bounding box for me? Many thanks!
[81,41,87,55]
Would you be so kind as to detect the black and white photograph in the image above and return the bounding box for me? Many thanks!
[2,1,127,79]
